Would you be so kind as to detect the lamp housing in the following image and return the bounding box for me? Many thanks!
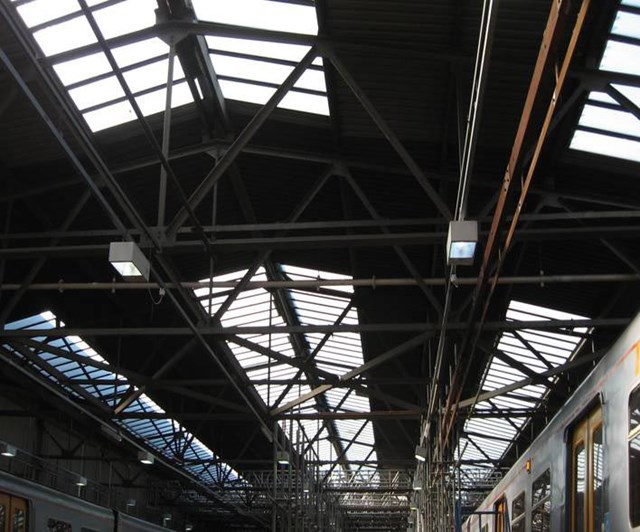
[137,450,154,465]
[276,450,290,465]
[75,476,88,487]
[412,478,422,491]
[109,241,150,281]
[414,445,427,462]
[446,220,478,265]
[0,443,16,457]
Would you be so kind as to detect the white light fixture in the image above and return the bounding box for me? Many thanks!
[412,478,422,491]
[276,450,290,465]
[185,525,194,531]
[75,475,88,487]
[126,498,136,507]
[0,443,17,457]
[446,220,478,265]
[137,450,154,465]
[162,514,172,524]
[414,445,427,462]
[109,241,150,281]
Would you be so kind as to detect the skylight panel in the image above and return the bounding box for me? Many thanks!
[17,0,80,27]
[579,105,640,137]
[3,310,241,488]
[196,0,330,116]
[207,36,317,64]
[196,264,375,472]
[192,0,318,35]
[91,0,156,39]
[456,300,590,499]
[571,131,640,163]
[611,10,640,41]
[32,16,96,55]
[570,3,640,162]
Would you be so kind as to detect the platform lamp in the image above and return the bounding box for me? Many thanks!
[0,443,17,457]
[446,220,478,266]
[137,450,154,465]
[414,445,427,462]
[75,475,88,487]
[109,241,150,282]
[276,450,290,465]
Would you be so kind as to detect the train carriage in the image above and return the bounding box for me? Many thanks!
[463,311,640,532]
[0,469,172,532]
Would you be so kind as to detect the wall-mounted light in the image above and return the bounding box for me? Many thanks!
[276,450,290,465]
[162,514,172,525]
[414,445,427,462]
[185,524,194,531]
[0,443,17,457]
[412,478,422,491]
[446,220,478,265]
[109,241,150,282]
[75,475,88,487]
[137,450,154,465]
[126,498,136,508]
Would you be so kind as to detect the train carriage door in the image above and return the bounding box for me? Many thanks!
[0,491,27,532]
[9,496,26,532]
[0,492,8,532]
[570,405,603,532]
[495,498,507,532]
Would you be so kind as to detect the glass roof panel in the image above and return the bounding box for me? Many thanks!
[196,264,376,471]
[17,0,80,28]
[456,299,590,490]
[3,310,241,487]
[570,3,640,163]
[192,0,318,35]
[91,0,156,39]
[32,16,97,55]
[578,105,640,137]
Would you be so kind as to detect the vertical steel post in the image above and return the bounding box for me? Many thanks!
[158,42,176,229]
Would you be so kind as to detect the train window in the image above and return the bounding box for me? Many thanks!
[532,469,551,532]
[47,518,72,531]
[630,385,640,526]
[12,509,25,532]
[511,491,525,532]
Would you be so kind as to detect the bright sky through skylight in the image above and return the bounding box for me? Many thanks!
[569,3,640,162]
[455,300,589,500]
[195,265,376,472]
[3,310,242,489]
[15,0,329,132]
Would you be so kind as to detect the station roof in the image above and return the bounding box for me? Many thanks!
[0,0,639,529]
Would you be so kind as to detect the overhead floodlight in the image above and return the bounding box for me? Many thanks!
[446,220,478,266]
[75,475,88,487]
[412,478,422,491]
[414,445,427,462]
[163,514,172,524]
[137,450,154,465]
[185,525,194,531]
[126,498,136,507]
[276,450,290,465]
[0,443,17,457]
[109,241,150,281]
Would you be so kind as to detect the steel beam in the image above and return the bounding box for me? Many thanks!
[165,46,319,236]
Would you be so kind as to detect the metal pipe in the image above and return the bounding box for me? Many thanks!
[0,273,634,292]
[0,318,628,338]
